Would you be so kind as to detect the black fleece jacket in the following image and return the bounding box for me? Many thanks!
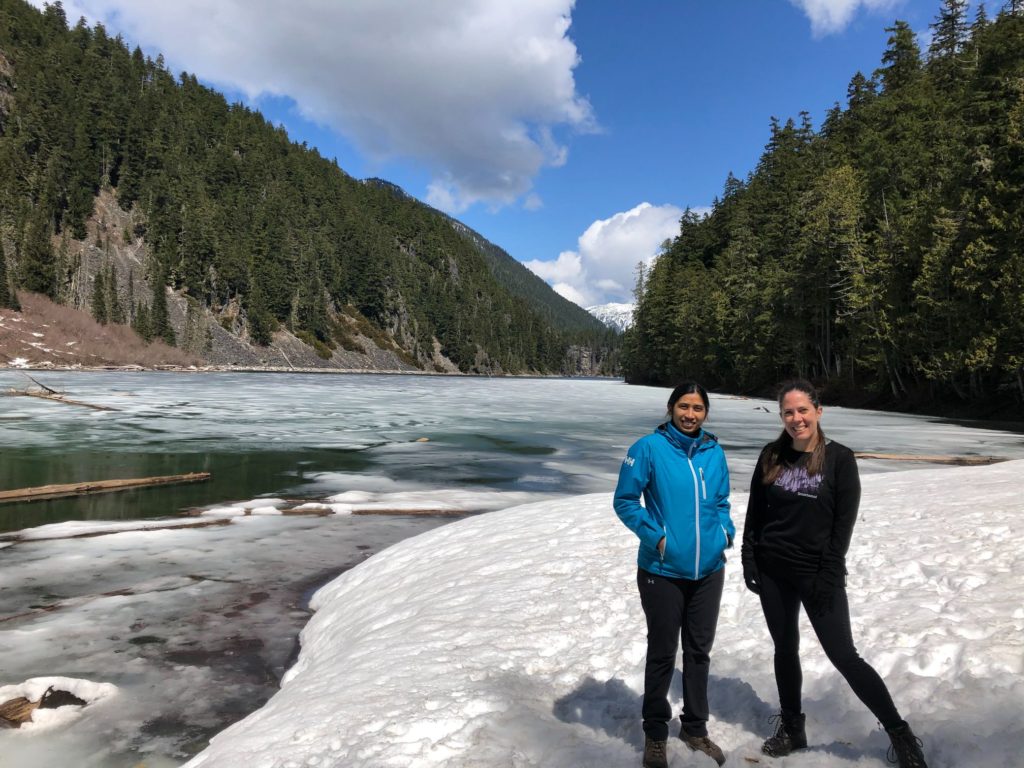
[741,440,861,586]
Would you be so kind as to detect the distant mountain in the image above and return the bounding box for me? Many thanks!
[0,0,620,376]
[586,303,633,332]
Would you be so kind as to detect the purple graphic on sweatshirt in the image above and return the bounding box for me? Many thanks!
[774,464,822,497]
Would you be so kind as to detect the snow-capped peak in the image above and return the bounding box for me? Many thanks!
[585,302,634,332]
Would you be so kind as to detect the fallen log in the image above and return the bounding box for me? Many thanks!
[351,508,465,516]
[0,472,211,504]
[0,697,38,728]
[0,687,88,729]
[5,389,118,411]
[854,452,1005,466]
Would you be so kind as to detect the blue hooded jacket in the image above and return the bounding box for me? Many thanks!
[614,422,734,580]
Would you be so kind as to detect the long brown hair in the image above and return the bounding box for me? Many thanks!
[761,379,827,485]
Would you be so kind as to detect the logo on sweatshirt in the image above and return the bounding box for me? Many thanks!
[774,465,822,497]
[623,455,635,467]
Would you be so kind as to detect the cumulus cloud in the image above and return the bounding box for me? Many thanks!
[524,202,684,307]
[789,0,899,37]
[40,0,594,213]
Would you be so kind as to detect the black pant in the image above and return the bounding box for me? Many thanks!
[637,566,725,741]
[757,566,902,729]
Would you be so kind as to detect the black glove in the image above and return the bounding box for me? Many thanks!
[742,561,761,594]
[806,566,845,617]
[806,579,835,617]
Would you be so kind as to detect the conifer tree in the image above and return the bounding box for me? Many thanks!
[106,263,125,324]
[19,213,57,297]
[0,248,18,310]
[132,300,152,341]
[877,21,923,92]
[150,269,175,345]
[91,268,108,323]
[930,0,970,60]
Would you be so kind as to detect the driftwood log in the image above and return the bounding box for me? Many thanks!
[4,389,118,411]
[0,687,88,729]
[1,373,119,411]
[0,472,211,504]
[853,452,1004,466]
[0,697,38,728]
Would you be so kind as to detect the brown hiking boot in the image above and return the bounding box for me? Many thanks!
[642,736,668,768]
[681,734,726,766]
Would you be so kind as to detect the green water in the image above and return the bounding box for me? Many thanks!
[0,446,373,532]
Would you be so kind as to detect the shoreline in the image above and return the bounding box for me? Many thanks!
[0,361,619,380]
[5,362,1022,428]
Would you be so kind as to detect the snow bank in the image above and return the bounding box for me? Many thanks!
[182,460,1024,768]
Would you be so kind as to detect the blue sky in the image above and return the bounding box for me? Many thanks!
[39,0,956,307]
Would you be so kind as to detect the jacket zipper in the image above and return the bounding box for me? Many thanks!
[687,443,701,578]
[699,467,707,499]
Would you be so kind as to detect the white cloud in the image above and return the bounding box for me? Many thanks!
[38,0,594,213]
[523,193,544,211]
[789,0,899,37]
[524,202,684,306]
[551,282,588,306]
[524,250,582,284]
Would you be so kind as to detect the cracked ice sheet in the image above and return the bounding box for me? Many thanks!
[0,513,451,767]
[183,460,1024,768]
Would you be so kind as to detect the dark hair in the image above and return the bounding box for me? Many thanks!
[666,381,709,415]
[760,379,827,484]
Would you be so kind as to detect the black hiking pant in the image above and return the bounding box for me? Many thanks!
[637,566,725,741]
[757,566,902,729]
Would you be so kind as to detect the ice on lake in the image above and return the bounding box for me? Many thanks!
[2,372,1023,767]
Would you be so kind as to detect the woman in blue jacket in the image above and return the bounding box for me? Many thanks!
[614,382,734,768]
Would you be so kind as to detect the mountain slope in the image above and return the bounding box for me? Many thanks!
[0,0,618,375]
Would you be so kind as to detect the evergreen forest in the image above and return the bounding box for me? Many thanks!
[0,0,618,375]
[625,1,1024,414]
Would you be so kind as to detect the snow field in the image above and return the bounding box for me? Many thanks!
[182,461,1024,768]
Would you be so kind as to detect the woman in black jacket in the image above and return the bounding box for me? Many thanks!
[741,379,928,768]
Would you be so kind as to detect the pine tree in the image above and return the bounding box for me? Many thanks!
[91,268,108,323]
[0,248,19,310]
[132,300,152,341]
[19,213,57,297]
[106,263,125,324]
[877,21,923,92]
[150,270,175,345]
[930,0,970,60]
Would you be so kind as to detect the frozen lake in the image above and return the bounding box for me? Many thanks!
[2,372,1023,766]
[4,371,1023,534]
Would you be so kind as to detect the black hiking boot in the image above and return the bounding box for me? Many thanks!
[761,712,807,757]
[886,722,928,768]
[642,736,668,768]
[681,733,726,766]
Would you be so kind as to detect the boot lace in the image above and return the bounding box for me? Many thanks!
[762,713,800,757]
[886,729,926,767]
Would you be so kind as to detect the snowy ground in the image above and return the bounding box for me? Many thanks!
[172,460,1024,768]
